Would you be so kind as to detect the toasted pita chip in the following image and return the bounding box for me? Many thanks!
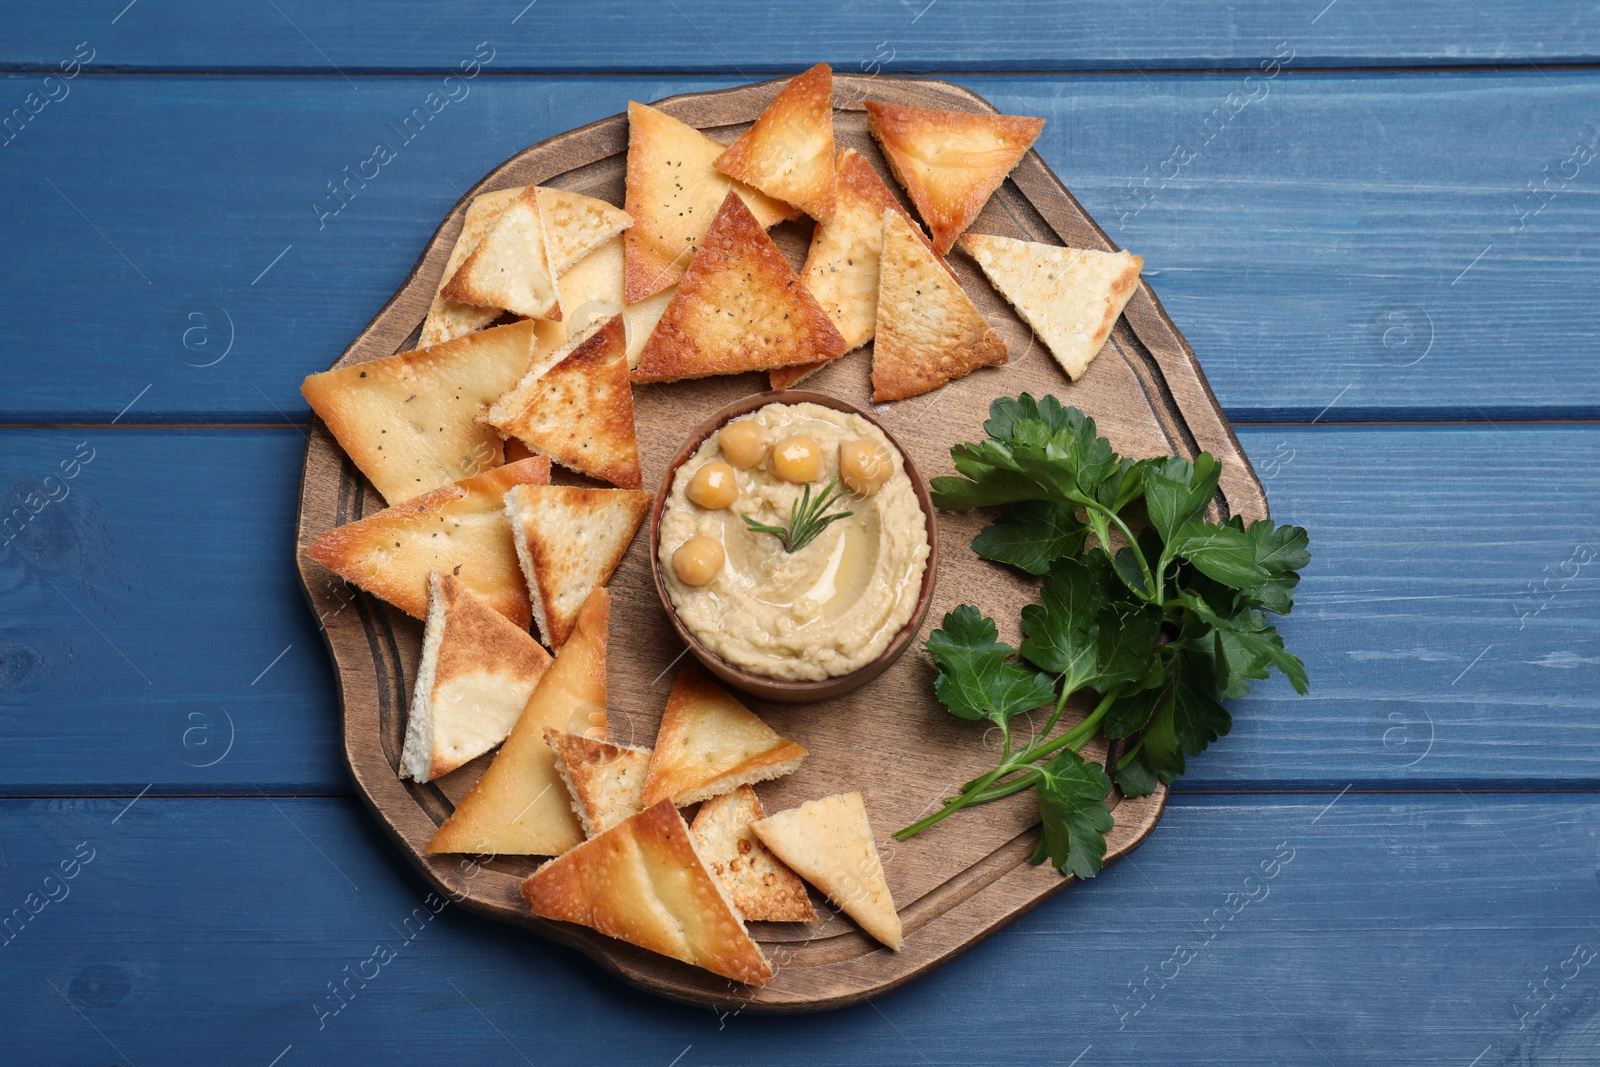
[750,792,902,950]
[521,798,773,986]
[441,186,562,321]
[632,192,848,383]
[871,212,1007,402]
[426,588,609,856]
[536,187,634,277]
[504,484,652,648]
[305,456,550,627]
[419,186,525,349]
[773,149,948,390]
[302,319,556,504]
[624,100,798,303]
[402,571,555,782]
[960,233,1143,381]
[641,666,807,807]
[555,235,675,369]
[545,727,652,837]
[691,786,817,923]
[485,316,642,489]
[714,63,836,222]
[865,100,1044,255]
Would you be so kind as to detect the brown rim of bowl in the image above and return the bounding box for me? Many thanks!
[648,389,940,703]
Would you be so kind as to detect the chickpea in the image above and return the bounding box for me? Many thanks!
[771,434,822,483]
[718,419,770,470]
[839,439,892,496]
[672,536,725,586]
[686,461,739,509]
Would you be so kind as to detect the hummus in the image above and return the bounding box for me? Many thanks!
[659,402,931,681]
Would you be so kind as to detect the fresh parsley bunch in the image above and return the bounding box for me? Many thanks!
[894,394,1310,879]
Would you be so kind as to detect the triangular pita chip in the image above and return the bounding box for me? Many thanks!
[871,211,1007,402]
[441,186,563,321]
[641,665,807,807]
[555,235,674,368]
[624,100,798,303]
[521,798,774,986]
[535,187,634,277]
[632,192,848,383]
[960,233,1143,381]
[302,318,555,504]
[865,100,1045,255]
[419,186,524,349]
[545,727,652,837]
[402,571,554,782]
[750,792,902,950]
[714,63,837,222]
[305,456,550,627]
[691,786,817,923]
[773,149,948,390]
[484,316,642,489]
[426,588,610,856]
[504,484,652,648]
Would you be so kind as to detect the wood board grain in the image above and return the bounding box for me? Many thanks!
[292,73,1266,1011]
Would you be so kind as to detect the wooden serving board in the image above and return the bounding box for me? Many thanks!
[294,74,1268,1013]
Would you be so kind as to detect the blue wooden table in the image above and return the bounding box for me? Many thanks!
[4,3,1598,1062]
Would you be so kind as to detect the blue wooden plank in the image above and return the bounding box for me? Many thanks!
[0,428,341,794]
[4,424,1597,794]
[2,72,1596,424]
[1225,424,1600,790]
[4,0,1599,72]
[2,794,1595,1063]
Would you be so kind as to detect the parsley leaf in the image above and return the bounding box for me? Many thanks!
[972,500,1086,575]
[926,606,1056,726]
[1031,749,1114,879]
[1113,751,1161,798]
[934,397,1120,510]
[1019,556,1107,684]
[1143,454,1220,546]
[1242,518,1310,614]
[1179,593,1309,695]
[1171,522,1268,593]
[1145,651,1234,781]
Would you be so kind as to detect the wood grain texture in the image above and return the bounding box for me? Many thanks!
[0,428,339,794]
[5,0,1599,71]
[4,794,1598,1064]
[3,73,1598,423]
[292,73,1269,1011]
[5,424,1597,795]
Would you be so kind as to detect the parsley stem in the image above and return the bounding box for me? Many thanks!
[892,796,970,839]
[1036,676,1077,740]
[1014,686,1122,768]
[896,755,1025,839]
[896,687,1124,842]
[968,772,1042,804]
[1072,494,1157,604]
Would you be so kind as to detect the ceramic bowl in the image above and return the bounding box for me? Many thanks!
[648,390,939,703]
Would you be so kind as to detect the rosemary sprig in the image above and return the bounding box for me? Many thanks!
[742,477,855,553]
